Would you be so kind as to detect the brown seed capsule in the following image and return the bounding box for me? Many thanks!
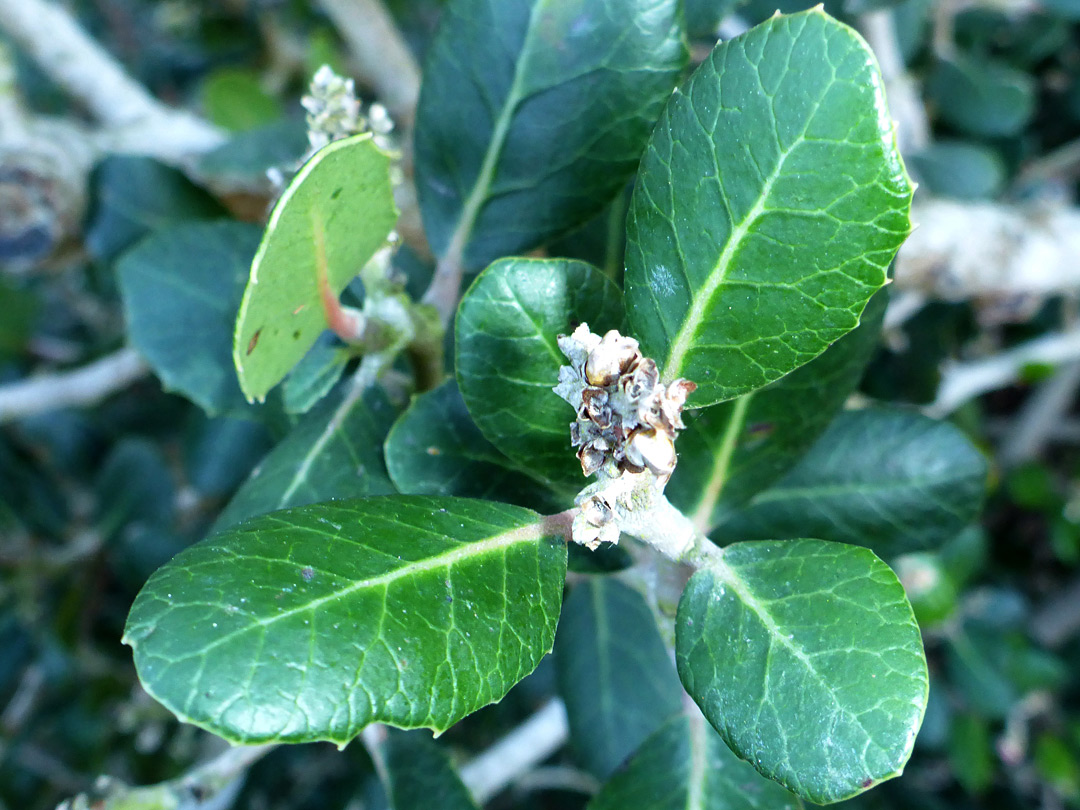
[624,427,677,477]
[584,333,639,387]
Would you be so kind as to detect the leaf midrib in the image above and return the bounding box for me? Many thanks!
[439,0,551,267]
[130,517,549,658]
[745,472,969,505]
[707,553,894,761]
[661,113,813,385]
[690,393,754,534]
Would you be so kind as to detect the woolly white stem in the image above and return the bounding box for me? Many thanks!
[0,0,224,162]
[0,348,149,424]
[459,699,569,804]
[929,331,1080,417]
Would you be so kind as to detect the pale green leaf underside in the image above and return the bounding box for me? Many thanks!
[124,496,567,744]
[625,9,912,406]
[715,408,989,557]
[588,712,804,810]
[555,578,683,778]
[676,539,928,804]
[233,134,398,401]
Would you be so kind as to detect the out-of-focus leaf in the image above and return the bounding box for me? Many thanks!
[198,120,309,187]
[894,552,959,626]
[587,713,804,810]
[385,379,569,511]
[200,67,282,132]
[909,141,1006,200]
[0,278,38,358]
[87,156,225,263]
[554,578,682,778]
[117,221,260,415]
[624,9,912,407]
[281,334,349,415]
[384,732,480,810]
[125,496,568,743]
[455,258,624,489]
[213,379,397,532]
[668,289,885,533]
[948,712,994,794]
[677,539,928,803]
[95,438,175,535]
[714,408,988,557]
[233,134,397,401]
[415,0,686,272]
[186,417,273,498]
[928,54,1036,137]
[683,0,743,39]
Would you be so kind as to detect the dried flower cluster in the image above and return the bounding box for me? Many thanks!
[554,324,696,480]
[554,324,697,549]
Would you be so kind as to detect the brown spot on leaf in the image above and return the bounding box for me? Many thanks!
[247,328,262,355]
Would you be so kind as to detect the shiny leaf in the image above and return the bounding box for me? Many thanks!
[455,257,623,488]
[415,0,685,272]
[125,496,568,744]
[676,539,928,803]
[625,9,912,406]
[715,408,988,557]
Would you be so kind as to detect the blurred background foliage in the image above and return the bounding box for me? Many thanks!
[3,0,1080,808]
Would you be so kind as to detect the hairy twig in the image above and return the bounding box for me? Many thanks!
[999,361,1080,467]
[318,0,421,131]
[928,331,1080,417]
[459,699,570,804]
[57,743,277,810]
[0,348,149,424]
[895,199,1080,319]
[0,0,224,163]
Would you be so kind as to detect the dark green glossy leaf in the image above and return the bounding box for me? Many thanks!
[554,578,682,778]
[234,134,398,401]
[714,408,989,557]
[117,221,260,416]
[86,156,224,263]
[625,9,912,407]
[124,496,568,744]
[213,379,397,532]
[927,54,1035,138]
[676,539,928,803]
[588,713,803,810]
[385,379,570,512]
[455,258,624,488]
[415,0,686,272]
[668,289,885,534]
[384,732,479,810]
